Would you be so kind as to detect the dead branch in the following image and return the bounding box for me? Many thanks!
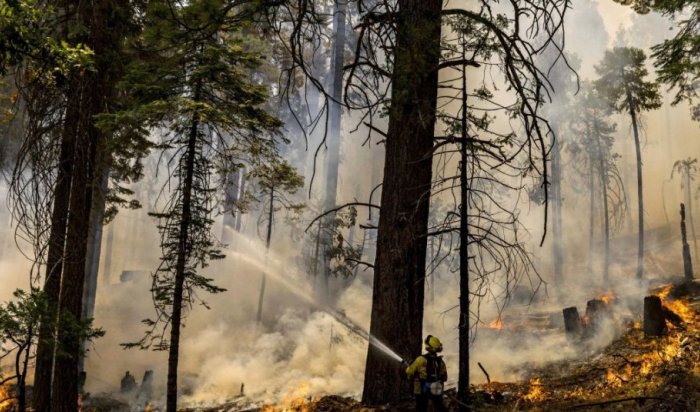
[478,362,490,384]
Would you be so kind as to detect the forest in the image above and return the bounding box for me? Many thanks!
[0,0,699,411]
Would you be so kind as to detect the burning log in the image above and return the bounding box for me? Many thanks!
[662,305,684,327]
[563,307,583,337]
[644,296,666,337]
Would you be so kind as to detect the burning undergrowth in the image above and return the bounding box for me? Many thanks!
[473,280,700,411]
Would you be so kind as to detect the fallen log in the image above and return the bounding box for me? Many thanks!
[662,305,684,327]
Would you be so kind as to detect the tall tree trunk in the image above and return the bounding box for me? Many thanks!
[33,80,80,412]
[102,220,115,284]
[318,0,348,304]
[594,122,610,285]
[627,89,644,279]
[587,123,596,274]
[361,0,441,404]
[684,167,698,261]
[457,42,470,411]
[256,187,274,324]
[51,82,100,412]
[551,128,563,286]
[79,165,109,374]
[166,79,202,412]
[51,1,127,408]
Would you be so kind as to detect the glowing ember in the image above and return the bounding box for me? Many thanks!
[523,378,544,402]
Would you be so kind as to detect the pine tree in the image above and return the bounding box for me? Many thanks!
[595,47,661,280]
[568,84,626,284]
[113,2,284,410]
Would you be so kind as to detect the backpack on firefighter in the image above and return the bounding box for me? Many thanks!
[406,335,448,396]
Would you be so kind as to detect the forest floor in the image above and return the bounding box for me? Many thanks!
[238,278,700,412]
[77,277,700,412]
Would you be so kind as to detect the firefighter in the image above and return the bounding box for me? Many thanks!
[406,335,448,412]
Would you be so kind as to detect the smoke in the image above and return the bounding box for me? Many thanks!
[0,1,695,408]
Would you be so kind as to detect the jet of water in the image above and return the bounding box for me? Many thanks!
[226,247,407,365]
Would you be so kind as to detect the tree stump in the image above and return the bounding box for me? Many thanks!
[563,307,583,337]
[644,296,666,337]
[585,299,608,330]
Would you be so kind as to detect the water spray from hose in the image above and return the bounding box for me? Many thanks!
[228,246,407,365]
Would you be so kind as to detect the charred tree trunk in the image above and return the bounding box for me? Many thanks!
[165,79,202,412]
[681,203,694,280]
[627,89,644,280]
[256,187,274,324]
[361,0,441,405]
[18,334,31,412]
[33,80,80,412]
[458,39,471,411]
[643,295,665,337]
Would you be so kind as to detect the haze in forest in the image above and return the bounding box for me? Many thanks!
[0,0,697,409]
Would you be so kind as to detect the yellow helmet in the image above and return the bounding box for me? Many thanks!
[424,335,443,353]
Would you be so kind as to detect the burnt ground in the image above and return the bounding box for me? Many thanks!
[76,279,700,412]
[246,279,700,412]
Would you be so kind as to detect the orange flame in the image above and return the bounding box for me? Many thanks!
[0,383,16,412]
[261,382,315,412]
[599,292,615,304]
[523,378,544,402]
[487,318,504,330]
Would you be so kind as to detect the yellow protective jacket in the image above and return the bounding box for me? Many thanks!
[405,353,447,395]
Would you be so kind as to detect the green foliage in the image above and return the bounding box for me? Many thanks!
[0,289,102,384]
[117,0,291,351]
[595,47,662,114]
[652,15,700,104]
[252,159,304,193]
[613,0,699,106]
[0,1,94,79]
